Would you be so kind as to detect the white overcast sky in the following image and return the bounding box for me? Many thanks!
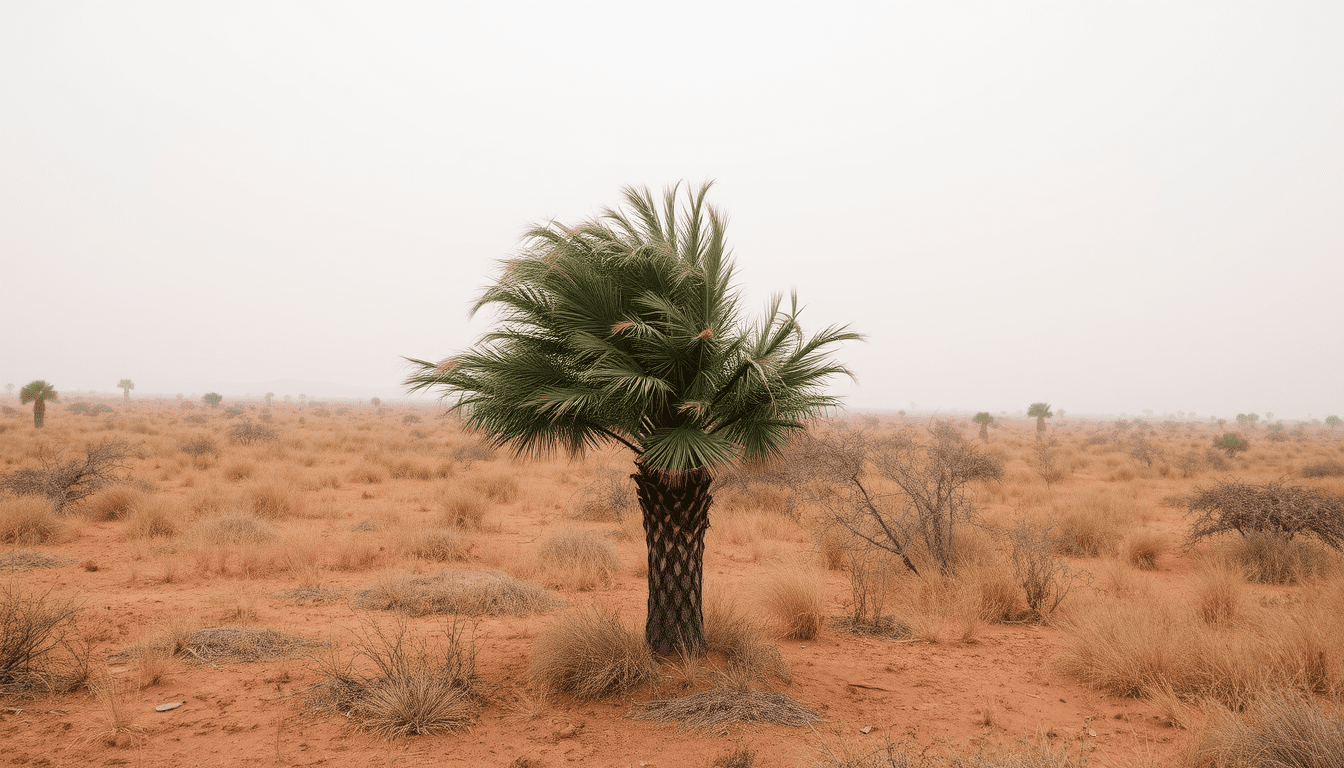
[2,3,1341,419]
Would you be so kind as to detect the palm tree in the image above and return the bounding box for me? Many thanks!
[973,412,994,442]
[118,379,135,401]
[264,392,275,406]
[1027,402,1052,432]
[20,380,58,428]
[405,182,859,656]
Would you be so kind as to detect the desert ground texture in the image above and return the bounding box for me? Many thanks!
[2,398,1342,768]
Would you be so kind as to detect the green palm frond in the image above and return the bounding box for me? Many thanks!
[405,182,860,471]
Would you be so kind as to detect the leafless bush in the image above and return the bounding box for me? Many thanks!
[1031,438,1067,486]
[1005,522,1076,623]
[0,582,89,697]
[0,439,132,513]
[1126,433,1159,469]
[803,423,1002,576]
[573,467,635,522]
[1185,479,1344,551]
[227,420,278,446]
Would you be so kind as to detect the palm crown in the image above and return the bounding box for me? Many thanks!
[406,182,860,474]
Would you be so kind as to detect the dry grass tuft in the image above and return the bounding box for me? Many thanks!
[1123,530,1166,570]
[83,486,145,521]
[191,512,277,544]
[468,472,519,504]
[124,496,178,539]
[310,616,479,737]
[528,606,657,700]
[399,528,470,563]
[1183,689,1344,768]
[437,487,492,529]
[759,564,828,640]
[704,594,791,685]
[534,527,619,590]
[1193,562,1244,626]
[0,497,64,545]
[352,570,563,617]
[245,481,300,519]
[632,688,819,729]
[1219,532,1337,585]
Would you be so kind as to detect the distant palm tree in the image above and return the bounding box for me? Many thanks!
[118,379,135,401]
[1028,402,1053,432]
[264,392,275,406]
[973,412,994,442]
[20,380,58,428]
[405,182,859,656]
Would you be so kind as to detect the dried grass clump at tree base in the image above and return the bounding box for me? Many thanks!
[352,570,562,617]
[529,606,657,700]
[310,616,480,737]
[703,593,791,685]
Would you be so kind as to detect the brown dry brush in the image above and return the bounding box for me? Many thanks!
[800,423,1002,577]
[309,615,481,738]
[0,582,89,698]
[528,605,657,700]
[1185,479,1344,550]
[0,439,132,513]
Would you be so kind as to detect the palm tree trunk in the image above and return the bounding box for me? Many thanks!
[632,463,711,657]
[34,399,45,428]
[1036,416,1046,432]
[978,423,988,442]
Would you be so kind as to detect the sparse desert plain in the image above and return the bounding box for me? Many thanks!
[2,399,1342,767]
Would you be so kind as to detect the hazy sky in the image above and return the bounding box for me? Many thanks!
[2,3,1341,419]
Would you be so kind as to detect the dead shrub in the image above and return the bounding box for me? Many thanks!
[573,467,635,522]
[181,626,323,663]
[759,564,827,640]
[534,527,619,590]
[351,570,562,617]
[0,439,132,513]
[310,616,480,738]
[528,606,657,700]
[0,497,64,545]
[1183,689,1344,768]
[1186,479,1344,551]
[0,582,89,697]
[1005,522,1076,623]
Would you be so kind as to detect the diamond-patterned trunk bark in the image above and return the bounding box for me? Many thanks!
[632,463,711,657]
